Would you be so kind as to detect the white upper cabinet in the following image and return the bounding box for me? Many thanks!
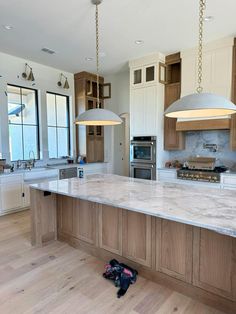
[181,37,234,99]
[130,86,157,136]
[129,53,165,137]
[131,64,156,88]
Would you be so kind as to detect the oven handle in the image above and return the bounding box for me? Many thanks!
[131,141,155,146]
[131,163,155,169]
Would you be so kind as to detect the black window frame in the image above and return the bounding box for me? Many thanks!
[7,84,40,161]
[46,91,70,159]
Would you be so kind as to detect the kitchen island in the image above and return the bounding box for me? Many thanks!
[30,174,236,313]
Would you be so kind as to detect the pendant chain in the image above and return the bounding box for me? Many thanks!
[196,0,206,93]
[95,4,100,107]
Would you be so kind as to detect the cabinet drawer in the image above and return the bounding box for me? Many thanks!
[158,170,177,181]
[221,175,236,186]
[0,174,23,184]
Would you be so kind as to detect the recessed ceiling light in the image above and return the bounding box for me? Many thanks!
[204,16,214,22]
[85,57,93,61]
[41,47,56,55]
[2,25,13,30]
[135,40,144,45]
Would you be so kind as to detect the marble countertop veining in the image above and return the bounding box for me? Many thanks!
[30,174,236,238]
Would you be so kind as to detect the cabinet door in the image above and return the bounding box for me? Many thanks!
[0,182,23,212]
[99,204,122,255]
[193,228,236,301]
[144,86,157,135]
[131,67,143,88]
[73,199,96,245]
[181,54,196,97]
[212,47,233,99]
[130,88,145,136]
[23,183,30,207]
[164,83,184,150]
[144,65,156,84]
[156,219,193,283]
[122,210,152,267]
[57,195,73,235]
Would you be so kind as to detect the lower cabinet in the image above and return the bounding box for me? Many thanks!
[193,228,236,301]
[57,195,73,235]
[99,204,122,255]
[122,210,152,267]
[73,199,97,245]
[156,219,193,283]
[56,197,236,303]
[57,196,97,245]
[0,175,24,213]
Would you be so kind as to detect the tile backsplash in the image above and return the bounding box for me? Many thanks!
[169,130,236,168]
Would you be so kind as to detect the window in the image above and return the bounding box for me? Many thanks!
[7,85,39,161]
[47,92,70,158]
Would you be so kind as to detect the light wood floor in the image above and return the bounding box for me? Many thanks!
[0,210,226,314]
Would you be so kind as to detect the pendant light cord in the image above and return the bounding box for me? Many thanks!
[196,0,206,93]
[95,4,100,108]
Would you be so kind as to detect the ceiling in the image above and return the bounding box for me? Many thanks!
[0,0,236,75]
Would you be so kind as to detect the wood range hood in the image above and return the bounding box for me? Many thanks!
[176,117,231,131]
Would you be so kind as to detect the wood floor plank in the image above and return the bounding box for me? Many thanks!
[0,210,228,314]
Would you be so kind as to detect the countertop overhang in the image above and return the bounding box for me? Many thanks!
[30,174,236,238]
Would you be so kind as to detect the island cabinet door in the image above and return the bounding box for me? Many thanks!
[122,210,152,267]
[73,199,97,245]
[155,219,193,283]
[193,228,236,301]
[57,195,74,235]
[98,204,122,255]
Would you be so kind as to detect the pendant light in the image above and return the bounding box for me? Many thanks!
[164,0,236,119]
[75,0,122,126]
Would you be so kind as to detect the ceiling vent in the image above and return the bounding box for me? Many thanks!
[41,47,56,55]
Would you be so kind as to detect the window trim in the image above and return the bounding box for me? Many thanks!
[7,84,40,161]
[46,91,70,159]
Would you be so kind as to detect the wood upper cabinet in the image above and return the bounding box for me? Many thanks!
[156,219,193,283]
[74,71,104,162]
[73,199,97,245]
[98,204,122,255]
[163,53,185,151]
[193,228,236,301]
[122,210,152,267]
[230,39,236,150]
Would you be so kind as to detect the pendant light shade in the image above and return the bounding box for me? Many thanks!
[74,0,122,126]
[165,93,236,119]
[75,108,122,126]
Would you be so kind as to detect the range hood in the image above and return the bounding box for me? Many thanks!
[176,116,231,131]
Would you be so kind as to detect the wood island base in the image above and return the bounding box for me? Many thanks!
[30,189,236,314]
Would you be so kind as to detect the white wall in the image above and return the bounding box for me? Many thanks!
[104,70,130,174]
[0,52,75,163]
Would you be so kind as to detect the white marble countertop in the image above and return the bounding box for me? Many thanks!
[30,174,236,238]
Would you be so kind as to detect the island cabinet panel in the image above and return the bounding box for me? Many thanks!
[122,210,152,267]
[31,189,57,246]
[98,204,122,255]
[193,228,236,301]
[57,195,73,235]
[73,199,97,245]
[156,219,193,283]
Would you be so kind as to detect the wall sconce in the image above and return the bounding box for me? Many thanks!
[22,63,35,81]
[57,73,69,89]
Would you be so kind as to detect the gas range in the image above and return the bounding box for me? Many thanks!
[177,166,227,183]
